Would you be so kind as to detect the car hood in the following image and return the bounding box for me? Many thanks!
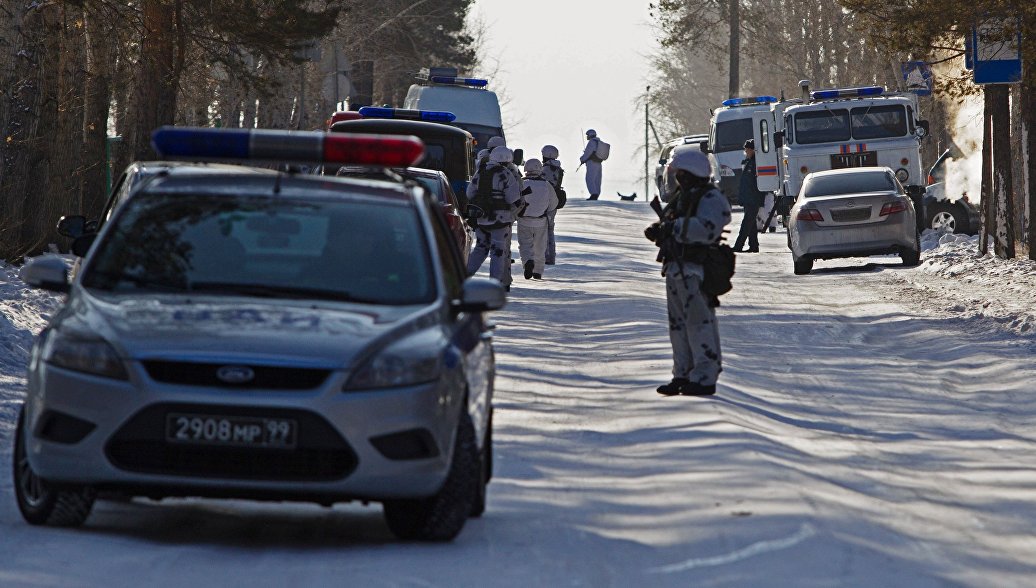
[61,291,436,368]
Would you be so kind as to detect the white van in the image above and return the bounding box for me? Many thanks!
[705,96,778,206]
[404,67,505,149]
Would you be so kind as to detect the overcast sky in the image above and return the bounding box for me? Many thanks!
[469,1,659,200]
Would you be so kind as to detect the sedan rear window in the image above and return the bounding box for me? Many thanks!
[801,172,898,198]
[83,193,436,305]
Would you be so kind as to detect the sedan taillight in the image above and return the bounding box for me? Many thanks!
[796,209,823,222]
[880,201,908,216]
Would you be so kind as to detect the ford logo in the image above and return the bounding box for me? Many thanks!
[216,365,255,384]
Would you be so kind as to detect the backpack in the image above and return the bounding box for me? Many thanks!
[594,139,611,161]
[545,162,566,209]
[555,186,567,209]
[466,162,511,220]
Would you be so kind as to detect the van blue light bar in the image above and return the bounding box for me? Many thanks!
[151,127,425,167]
[357,106,457,123]
[430,76,489,88]
[810,86,884,100]
[721,95,778,107]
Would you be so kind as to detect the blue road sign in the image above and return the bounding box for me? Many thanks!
[901,61,933,95]
[972,20,1022,85]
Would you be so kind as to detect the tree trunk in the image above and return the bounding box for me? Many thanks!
[990,85,1015,259]
[980,87,994,256]
[1025,75,1036,260]
[727,0,740,98]
[53,4,87,217]
[82,7,115,213]
[130,0,178,160]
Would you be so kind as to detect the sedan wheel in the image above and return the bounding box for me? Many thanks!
[13,408,96,527]
[926,203,969,234]
[793,255,813,275]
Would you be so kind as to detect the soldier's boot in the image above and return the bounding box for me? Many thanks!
[656,378,691,396]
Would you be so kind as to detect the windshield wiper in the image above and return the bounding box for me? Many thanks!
[188,282,372,303]
[84,270,187,292]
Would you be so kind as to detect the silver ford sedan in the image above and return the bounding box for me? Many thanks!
[789,167,921,275]
[15,151,505,541]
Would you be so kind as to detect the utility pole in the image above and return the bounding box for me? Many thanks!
[728,0,740,98]
[645,86,650,202]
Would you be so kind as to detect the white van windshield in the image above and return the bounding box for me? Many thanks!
[712,118,753,153]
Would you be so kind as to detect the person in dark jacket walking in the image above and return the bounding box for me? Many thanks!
[733,139,764,253]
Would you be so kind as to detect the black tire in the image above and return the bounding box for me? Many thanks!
[901,234,921,267]
[926,202,969,234]
[469,409,492,518]
[383,411,479,541]
[793,255,813,275]
[12,407,96,527]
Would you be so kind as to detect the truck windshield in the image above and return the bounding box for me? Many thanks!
[794,109,850,144]
[850,105,907,140]
[712,118,754,153]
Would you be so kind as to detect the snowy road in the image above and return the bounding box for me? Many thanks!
[2,201,1035,587]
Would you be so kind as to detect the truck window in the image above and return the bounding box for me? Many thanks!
[794,109,850,144]
[417,145,447,171]
[850,105,907,140]
[712,118,754,153]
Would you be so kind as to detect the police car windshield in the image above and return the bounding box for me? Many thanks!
[802,171,898,198]
[81,193,436,305]
[712,118,754,153]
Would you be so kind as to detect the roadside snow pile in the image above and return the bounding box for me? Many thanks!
[911,230,1036,336]
[0,262,61,381]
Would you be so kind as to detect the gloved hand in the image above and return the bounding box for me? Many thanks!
[644,221,672,243]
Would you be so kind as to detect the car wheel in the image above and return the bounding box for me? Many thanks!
[383,410,479,541]
[793,255,813,275]
[470,409,492,518]
[13,407,96,527]
[901,234,921,267]
[926,202,968,234]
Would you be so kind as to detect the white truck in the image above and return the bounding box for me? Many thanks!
[704,96,778,206]
[403,67,505,150]
[748,82,929,234]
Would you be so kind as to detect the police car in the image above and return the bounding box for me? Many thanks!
[15,127,504,541]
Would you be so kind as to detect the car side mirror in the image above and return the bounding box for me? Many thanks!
[20,256,70,293]
[71,234,97,258]
[453,276,507,313]
[56,215,88,239]
[512,148,524,166]
[699,140,711,154]
[916,120,929,139]
[774,131,784,149]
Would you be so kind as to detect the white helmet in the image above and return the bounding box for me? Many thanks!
[668,145,711,179]
[490,146,513,164]
[487,136,507,149]
[585,129,597,138]
[523,158,543,176]
[541,145,559,160]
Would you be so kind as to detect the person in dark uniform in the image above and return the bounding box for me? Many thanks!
[733,139,764,253]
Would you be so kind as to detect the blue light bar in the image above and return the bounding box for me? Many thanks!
[721,95,778,107]
[357,106,457,123]
[811,86,885,100]
[151,126,426,167]
[430,76,489,88]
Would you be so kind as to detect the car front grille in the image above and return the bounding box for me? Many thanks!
[106,404,357,481]
[143,360,330,390]
[830,207,872,222]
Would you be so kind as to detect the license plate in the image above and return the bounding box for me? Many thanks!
[830,151,878,169]
[165,413,297,449]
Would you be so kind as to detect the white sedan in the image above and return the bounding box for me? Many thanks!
[789,167,921,275]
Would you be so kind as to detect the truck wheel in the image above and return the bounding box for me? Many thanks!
[383,411,478,541]
[13,407,96,527]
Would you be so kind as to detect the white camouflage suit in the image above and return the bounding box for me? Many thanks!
[580,131,603,197]
[516,159,558,277]
[541,152,564,264]
[466,146,521,287]
[662,184,732,386]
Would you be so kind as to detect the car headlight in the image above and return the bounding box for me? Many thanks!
[43,330,128,380]
[344,345,442,391]
[895,168,910,183]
